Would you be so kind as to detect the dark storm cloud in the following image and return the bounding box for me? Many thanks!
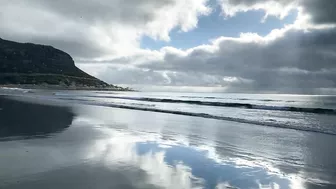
[129,27,336,93]
[142,28,336,73]
[301,0,336,24]
[79,25,336,93]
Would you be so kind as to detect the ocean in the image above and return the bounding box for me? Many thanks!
[0,88,335,189]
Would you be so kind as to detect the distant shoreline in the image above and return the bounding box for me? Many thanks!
[0,84,134,91]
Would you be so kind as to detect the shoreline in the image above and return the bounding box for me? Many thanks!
[1,95,335,188]
[0,84,135,91]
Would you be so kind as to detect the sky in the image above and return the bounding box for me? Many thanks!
[1,0,336,94]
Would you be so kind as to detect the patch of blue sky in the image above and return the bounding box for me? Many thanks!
[141,6,297,50]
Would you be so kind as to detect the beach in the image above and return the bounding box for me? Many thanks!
[0,89,335,189]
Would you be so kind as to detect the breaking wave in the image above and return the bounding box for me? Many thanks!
[58,97,336,136]
[63,95,336,115]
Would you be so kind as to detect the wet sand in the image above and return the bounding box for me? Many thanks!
[0,96,335,189]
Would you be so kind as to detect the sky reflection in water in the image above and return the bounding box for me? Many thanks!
[82,117,303,189]
[0,97,326,189]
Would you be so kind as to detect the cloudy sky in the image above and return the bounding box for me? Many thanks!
[1,0,336,93]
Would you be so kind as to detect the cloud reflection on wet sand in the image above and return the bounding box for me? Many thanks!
[1,99,334,189]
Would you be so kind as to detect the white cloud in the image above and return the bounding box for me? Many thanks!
[78,23,336,93]
[0,0,211,59]
[217,0,336,27]
[218,0,297,21]
[1,0,336,93]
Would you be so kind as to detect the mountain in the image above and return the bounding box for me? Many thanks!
[0,38,124,89]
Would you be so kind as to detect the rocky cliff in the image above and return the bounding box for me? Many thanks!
[0,38,112,88]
